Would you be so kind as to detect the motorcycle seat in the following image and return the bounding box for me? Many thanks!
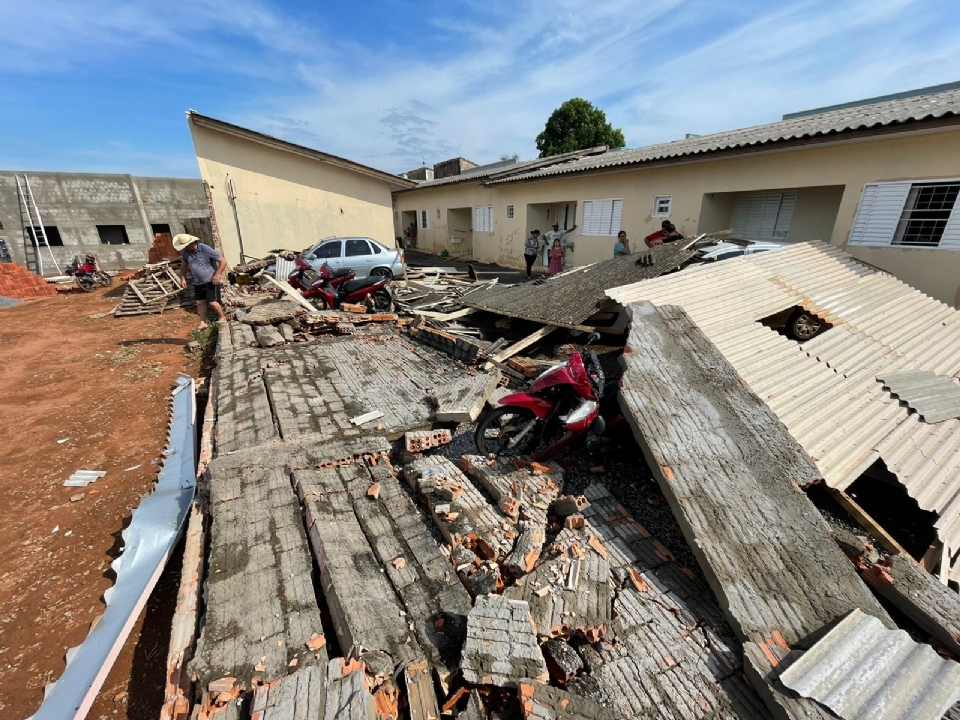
[332,268,352,278]
[342,276,381,293]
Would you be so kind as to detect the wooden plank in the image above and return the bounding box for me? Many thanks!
[262,274,318,313]
[128,280,149,305]
[484,325,558,370]
[413,307,475,321]
[828,487,915,561]
[350,410,384,426]
[404,661,441,720]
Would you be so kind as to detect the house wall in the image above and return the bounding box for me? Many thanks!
[393,126,960,304]
[0,171,207,272]
[189,122,396,266]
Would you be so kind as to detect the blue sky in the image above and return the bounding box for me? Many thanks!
[2,0,960,178]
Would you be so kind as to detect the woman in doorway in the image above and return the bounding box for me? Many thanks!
[548,238,564,276]
[524,229,543,278]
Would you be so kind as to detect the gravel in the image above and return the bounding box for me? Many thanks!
[0,296,20,308]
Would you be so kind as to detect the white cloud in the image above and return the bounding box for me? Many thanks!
[236,0,960,173]
[3,0,959,176]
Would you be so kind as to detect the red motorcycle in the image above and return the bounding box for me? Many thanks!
[474,333,624,459]
[66,254,112,292]
[287,256,392,311]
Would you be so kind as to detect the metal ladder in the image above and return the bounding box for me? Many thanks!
[15,174,61,275]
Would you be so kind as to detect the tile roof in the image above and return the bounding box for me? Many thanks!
[488,87,960,185]
[401,146,608,190]
[459,239,697,328]
[779,608,960,720]
[606,241,960,582]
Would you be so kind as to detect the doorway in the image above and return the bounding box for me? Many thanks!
[527,201,577,268]
[400,210,418,248]
[447,207,473,257]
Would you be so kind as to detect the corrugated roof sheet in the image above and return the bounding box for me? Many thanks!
[403,146,608,189]
[459,239,697,328]
[778,608,960,720]
[606,242,960,580]
[487,87,960,185]
[879,370,960,423]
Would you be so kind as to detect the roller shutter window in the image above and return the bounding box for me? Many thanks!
[473,206,493,233]
[581,199,623,236]
[732,192,797,240]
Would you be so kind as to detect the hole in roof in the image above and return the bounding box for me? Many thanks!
[758,305,832,343]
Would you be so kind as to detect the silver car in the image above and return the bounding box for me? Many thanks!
[303,237,404,279]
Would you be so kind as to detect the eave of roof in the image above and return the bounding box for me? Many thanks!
[487,87,960,185]
[187,111,416,191]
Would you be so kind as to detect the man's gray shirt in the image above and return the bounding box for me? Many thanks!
[181,243,221,285]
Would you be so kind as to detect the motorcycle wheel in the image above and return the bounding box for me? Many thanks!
[372,290,393,312]
[75,275,97,293]
[96,271,113,287]
[474,406,542,458]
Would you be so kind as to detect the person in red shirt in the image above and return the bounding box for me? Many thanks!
[645,220,684,247]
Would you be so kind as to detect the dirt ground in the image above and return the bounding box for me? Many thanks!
[0,280,203,718]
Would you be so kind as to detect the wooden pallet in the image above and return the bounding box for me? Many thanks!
[114,262,195,317]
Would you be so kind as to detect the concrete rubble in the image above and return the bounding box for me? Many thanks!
[167,253,960,720]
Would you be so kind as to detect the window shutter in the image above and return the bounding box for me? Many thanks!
[582,201,600,235]
[474,207,483,231]
[774,192,797,238]
[582,199,622,236]
[757,194,783,237]
[939,202,960,249]
[848,182,911,246]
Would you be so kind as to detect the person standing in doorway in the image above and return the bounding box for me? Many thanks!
[544,221,577,268]
[404,222,417,249]
[524,229,543,278]
[174,234,227,329]
[548,238,565,276]
[613,231,632,258]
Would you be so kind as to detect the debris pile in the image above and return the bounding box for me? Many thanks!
[139,245,960,720]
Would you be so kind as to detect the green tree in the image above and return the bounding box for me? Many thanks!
[535,98,625,158]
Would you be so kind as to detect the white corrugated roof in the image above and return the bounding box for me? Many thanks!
[607,242,960,580]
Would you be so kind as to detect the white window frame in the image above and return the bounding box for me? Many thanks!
[652,196,672,217]
[418,209,429,230]
[849,179,960,249]
[474,206,494,233]
[507,205,515,219]
[580,198,623,237]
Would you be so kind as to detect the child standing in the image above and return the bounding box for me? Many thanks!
[548,238,564,276]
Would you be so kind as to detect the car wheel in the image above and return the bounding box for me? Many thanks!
[789,311,822,341]
[370,267,392,278]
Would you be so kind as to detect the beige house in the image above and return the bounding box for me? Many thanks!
[393,83,960,306]
[187,111,415,266]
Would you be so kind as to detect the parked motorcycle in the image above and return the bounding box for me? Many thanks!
[66,254,112,292]
[286,256,392,311]
[474,333,625,459]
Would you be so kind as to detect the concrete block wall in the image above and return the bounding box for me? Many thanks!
[0,171,208,273]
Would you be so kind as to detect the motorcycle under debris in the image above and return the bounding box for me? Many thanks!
[286,256,392,311]
[474,332,625,459]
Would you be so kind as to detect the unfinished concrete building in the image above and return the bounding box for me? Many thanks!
[0,170,210,272]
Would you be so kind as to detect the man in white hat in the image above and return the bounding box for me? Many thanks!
[543,221,577,269]
[173,234,227,328]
